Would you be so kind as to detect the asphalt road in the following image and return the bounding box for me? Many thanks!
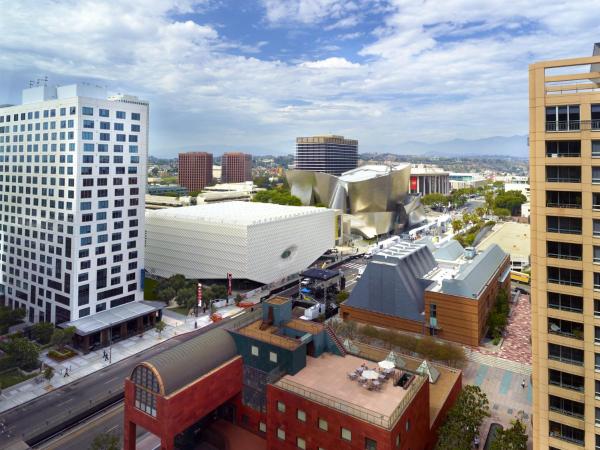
[36,403,128,450]
[0,313,249,448]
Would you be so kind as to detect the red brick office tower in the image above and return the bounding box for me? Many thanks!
[221,152,252,183]
[178,152,213,191]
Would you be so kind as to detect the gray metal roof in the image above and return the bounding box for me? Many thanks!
[440,244,508,299]
[432,240,464,262]
[345,243,437,322]
[143,328,238,395]
[60,301,163,335]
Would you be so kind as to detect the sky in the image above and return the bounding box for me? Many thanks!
[0,0,599,157]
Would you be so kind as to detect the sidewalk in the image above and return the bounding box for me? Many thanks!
[0,304,245,414]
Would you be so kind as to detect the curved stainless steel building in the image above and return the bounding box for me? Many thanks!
[286,164,426,238]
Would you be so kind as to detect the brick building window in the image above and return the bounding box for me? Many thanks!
[297,437,306,449]
[318,418,328,431]
[277,401,286,412]
[277,428,286,440]
[297,409,306,422]
[365,437,377,450]
[259,422,267,433]
[341,427,352,441]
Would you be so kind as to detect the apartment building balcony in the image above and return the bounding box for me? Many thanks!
[546,119,600,132]
[546,191,582,209]
[548,420,585,447]
[548,318,584,341]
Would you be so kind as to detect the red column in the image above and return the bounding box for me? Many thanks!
[161,435,175,450]
[124,420,137,450]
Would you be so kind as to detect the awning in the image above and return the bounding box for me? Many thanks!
[58,301,163,336]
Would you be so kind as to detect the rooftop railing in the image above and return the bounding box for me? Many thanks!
[275,374,426,430]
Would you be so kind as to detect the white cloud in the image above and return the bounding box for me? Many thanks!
[324,15,360,30]
[300,57,360,69]
[260,0,359,25]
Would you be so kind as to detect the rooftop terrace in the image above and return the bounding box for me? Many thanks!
[275,353,426,429]
[237,319,302,351]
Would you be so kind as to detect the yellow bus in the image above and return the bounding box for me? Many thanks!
[511,270,530,285]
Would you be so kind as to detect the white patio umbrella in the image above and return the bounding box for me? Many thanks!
[378,360,395,370]
[362,370,379,380]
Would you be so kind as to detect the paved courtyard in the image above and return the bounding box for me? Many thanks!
[463,359,533,448]
[477,293,532,364]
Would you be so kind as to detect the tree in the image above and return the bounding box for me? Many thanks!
[253,188,302,206]
[0,306,26,334]
[475,206,486,218]
[156,286,176,304]
[494,190,527,216]
[89,432,120,450]
[234,294,243,305]
[31,322,54,344]
[43,366,55,383]
[168,274,187,292]
[493,207,511,218]
[436,385,490,450]
[451,219,463,232]
[155,320,166,337]
[335,291,349,305]
[175,287,195,308]
[491,418,528,450]
[5,337,39,370]
[51,326,76,351]
[421,193,447,207]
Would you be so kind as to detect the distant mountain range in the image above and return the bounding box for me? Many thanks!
[394,135,528,158]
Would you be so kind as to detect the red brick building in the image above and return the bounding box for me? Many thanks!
[123,299,461,450]
[178,152,213,191]
[221,152,252,183]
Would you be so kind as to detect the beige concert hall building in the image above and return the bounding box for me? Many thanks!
[530,43,600,449]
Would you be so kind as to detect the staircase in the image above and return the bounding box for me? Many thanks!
[466,350,532,376]
[325,324,346,356]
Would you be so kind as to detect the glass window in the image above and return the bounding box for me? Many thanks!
[116,111,126,119]
[270,351,278,363]
[82,106,93,116]
[82,131,93,140]
[99,108,109,117]
[277,428,285,440]
[259,422,266,433]
[277,401,285,412]
[341,427,351,441]
[318,418,328,431]
[297,437,306,449]
[132,112,141,120]
[365,438,377,450]
[251,345,259,356]
[83,119,94,128]
[297,409,306,422]
[593,141,600,157]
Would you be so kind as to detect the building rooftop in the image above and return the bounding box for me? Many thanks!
[60,301,162,335]
[237,319,302,350]
[476,222,530,261]
[145,201,329,226]
[143,328,239,396]
[339,163,411,183]
[410,164,450,176]
[276,352,426,429]
[436,244,508,298]
[348,343,461,427]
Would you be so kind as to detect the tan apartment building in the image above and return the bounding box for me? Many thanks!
[530,43,600,449]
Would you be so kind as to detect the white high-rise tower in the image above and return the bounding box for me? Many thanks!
[0,84,148,324]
